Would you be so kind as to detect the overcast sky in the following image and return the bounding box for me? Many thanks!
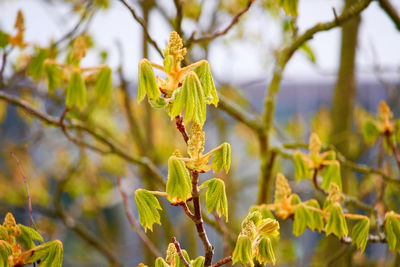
[0,0,399,84]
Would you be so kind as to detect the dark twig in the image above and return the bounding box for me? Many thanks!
[332,7,339,24]
[385,132,400,170]
[312,168,327,195]
[117,177,162,258]
[0,47,12,86]
[378,0,400,31]
[172,237,191,267]
[186,0,254,46]
[11,152,35,228]
[173,0,183,37]
[210,256,232,267]
[175,115,189,144]
[118,0,163,57]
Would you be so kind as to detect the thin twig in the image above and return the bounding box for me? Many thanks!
[11,152,35,228]
[172,237,191,267]
[117,0,163,58]
[385,132,400,170]
[186,0,254,46]
[210,256,232,267]
[0,47,12,86]
[117,177,162,258]
[312,168,327,195]
[378,0,400,31]
[175,115,189,143]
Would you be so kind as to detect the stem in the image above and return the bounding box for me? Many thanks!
[385,132,400,170]
[172,237,191,267]
[312,168,327,195]
[175,115,189,143]
[210,256,232,267]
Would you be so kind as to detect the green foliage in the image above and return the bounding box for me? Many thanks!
[95,66,113,102]
[279,0,298,17]
[194,61,219,107]
[211,142,231,173]
[232,234,253,266]
[66,70,86,110]
[25,241,63,267]
[191,256,205,267]
[0,30,10,49]
[351,218,369,253]
[28,49,48,80]
[321,161,342,191]
[202,178,228,221]
[385,212,400,253]
[300,43,316,64]
[293,204,310,236]
[255,237,275,265]
[134,189,162,232]
[163,55,174,74]
[137,58,160,102]
[16,224,44,250]
[166,156,192,203]
[293,151,307,182]
[325,203,348,238]
[0,240,12,267]
[155,257,169,267]
[171,71,206,126]
[44,61,61,93]
[362,119,380,145]
[305,200,324,232]
[176,249,192,267]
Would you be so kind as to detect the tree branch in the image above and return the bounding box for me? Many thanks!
[210,256,232,267]
[378,0,400,31]
[172,237,191,267]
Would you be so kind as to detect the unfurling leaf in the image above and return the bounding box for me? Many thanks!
[23,240,63,267]
[0,30,10,49]
[293,151,308,182]
[171,71,206,125]
[322,161,342,191]
[163,55,174,74]
[325,203,348,238]
[166,156,192,203]
[138,59,160,102]
[0,240,12,267]
[44,61,61,93]
[257,218,280,238]
[232,234,253,266]
[362,119,380,145]
[305,199,324,232]
[155,257,169,267]
[28,49,48,80]
[300,43,316,64]
[192,256,205,267]
[16,224,44,250]
[293,204,310,236]
[385,212,400,253]
[195,61,218,107]
[309,132,321,155]
[203,178,228,221]
[134,189,162,232]
[176,249,191,267]
[255,237,275,265]
[95,66,112,102]
[352,218,370,253]
[241,211,263,229]
[212,142,231,173]
[66,70,86,110]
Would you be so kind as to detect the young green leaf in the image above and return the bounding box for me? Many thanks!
[176,249,192,267]
[0,30,10,49]
[192,256,205,267]
[203,178,228,221]
[257,218,280,238]
[300,43,316,64]
[255,237,275,265]
[351,218,369,253]
[0,240,12,267]
[155,257,169,267]
[23,240,63,267]
[385,212,400,253]
[211,142,231,173]
[171,71,206,126]
[306,199,324,232]
[163,55,174,74]
[241,211,263,229]
[293,151,308,182]
[138,59,160,102]
[134,189,162,232]
[44,61,61,93]
[280,0,298,17]
[195,61,218,107]
[66,70,86,110]
[166,156,192,203]
[28,49,48,80]
[325,203,348,238]
[293,204,310,236]
[95,66,112,102]
[322,161,342,191]
[232,234,254,266]
[362,119,380,145]
[16,224,44,250]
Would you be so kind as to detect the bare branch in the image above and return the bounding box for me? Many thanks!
[172,237,191,267]
[210,256,232,267]
[378,0,400,31]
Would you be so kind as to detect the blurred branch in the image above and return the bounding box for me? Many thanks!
[118,0,163,58]
[210,256,232,267]
[0,91,165,187]
[185,0,254,47]
[117,177,162,258]
[173,0,183,37]
[378,0,400,31]
[0,48,12,86]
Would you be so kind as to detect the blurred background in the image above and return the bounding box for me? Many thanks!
[0,0,400,266]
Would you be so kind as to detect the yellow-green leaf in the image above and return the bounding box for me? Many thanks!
[28,49,48,80]
[192,256,205,267]
[306,199,324,232]
[195,61,218,107]
[0,240,12,267]
[134,189,162,232]
[203,178,228,221]
[212,142,231,173]
[166,156,192,203]
[16,224,44,250]
[95,66,112,102]
[138,59,160,102]
[293,151,308,182]
[362,119,380,145]
[322,161,342,191]
[176,249,191,267]
[293,204,310,236]
[325,203,348,238]
[351,218,369,253]
[155,257,169,267]
[44,61,61,93]
[385,212,400,253]
[232,234,253,266]
[163,55,174,74]
[66,70,86,110]
[255,237,275,265]
[0,30,10,49]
